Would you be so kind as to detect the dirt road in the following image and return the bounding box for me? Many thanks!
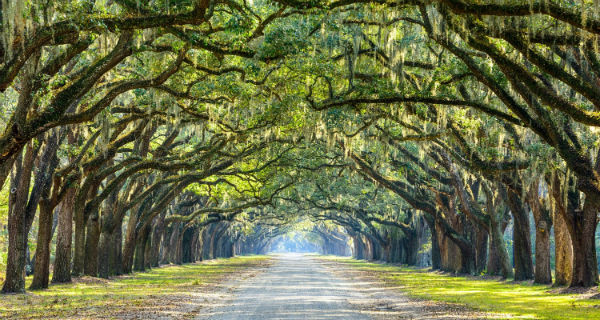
[196,253,369,319]
[196,253,490,320]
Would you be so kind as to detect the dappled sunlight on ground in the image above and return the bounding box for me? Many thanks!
[0,256,271,319]
[196,253,370,320]
[319,258,498,320]
[5,254,594,319]
[197,253,492,320]
[322,256,600,320]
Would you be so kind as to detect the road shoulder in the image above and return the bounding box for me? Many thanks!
[316,256,496,320]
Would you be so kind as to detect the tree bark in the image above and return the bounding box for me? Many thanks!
[133,225,150,271]
[554,209,573,286]
[505,187,534,281]
[29,201,54,289]
[110,225,123,275]
[534,221,552,284]
[435,195,475,274]
[528,182,553,284]
[569,200,599,287]
[150,215,164,267]
[475,228,488,274]
[84,212,100,276]
[52,188,76,283]
[72,204,86,276]
[352,234,366,259]
[487,211,512,278]
[550,174,573,286]
[97,230,112,278]
[2,143,37,293]
[551,173,598,287]
[402,231,419,265]
[425,218,441,270]
[122,207,140,274]
[143,225,153,269]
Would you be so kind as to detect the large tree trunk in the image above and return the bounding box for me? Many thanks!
[72,205,86,276]
[143,226,153,270]
[353,235,366,259]
[110,225,123,275]
[487,213,512,278]
[569,200,599,287]
[424,218,441,270]
[84,213,100,276]
[27,128,63,289]
[402,231,419,266]
[159,226,171,264]
[98,176,119,279]
[122,209,139,274]
[166,224,180,263]
[505,188,534,281]
[73,182,100,276]
[550,174,573,286]
[190,231,200,261]
[552,174,598,287]
[0,53,43,293]
[436,224,462,272]
[212,224,228,259]
[29,201,54,289]
[388,237,400,263]
[52,189,76,283]
[133,225,150,271]
[182,227,195,263]
[435,199,474,274]
[2,182,28,293]
[174,225,184,264]
[528,181,553,284]
[554,210,573,286]
[430,229,441,269]
[150,215,164,267]
[475,229,488,274]
[2,144,36,293]
[97,230,112,279]
[534,222,552,284]
[459,245,476,275]
[203,224,216,260]
[195,230,204,261]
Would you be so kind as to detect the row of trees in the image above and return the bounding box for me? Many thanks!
[0,0,305,293]
[1,0,600,294]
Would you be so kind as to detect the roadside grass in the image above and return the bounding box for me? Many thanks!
[0,255,270,319]
[322,256,600,320]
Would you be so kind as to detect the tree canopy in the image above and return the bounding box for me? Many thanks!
[2,0,600,294]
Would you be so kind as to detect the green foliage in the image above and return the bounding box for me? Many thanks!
[3,0,600,299]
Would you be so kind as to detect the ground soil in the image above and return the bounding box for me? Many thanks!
[193,253,496,319]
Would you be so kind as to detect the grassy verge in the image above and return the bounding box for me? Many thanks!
[321,256,600,320]
[1,255,270,319]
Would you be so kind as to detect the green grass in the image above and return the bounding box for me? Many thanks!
[322,256,600,320]
[0,255,270,319]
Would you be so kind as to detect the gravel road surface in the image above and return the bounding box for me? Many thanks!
[197,253,370,319]
[196,253,492,320]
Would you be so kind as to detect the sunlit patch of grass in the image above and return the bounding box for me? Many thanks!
[321,256,600,320]
[0,255,270,319]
